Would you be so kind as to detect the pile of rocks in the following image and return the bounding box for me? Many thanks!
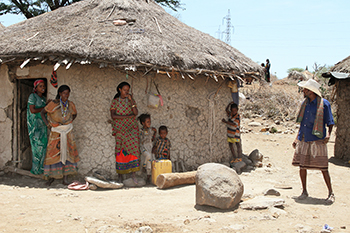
[230,149,263,174]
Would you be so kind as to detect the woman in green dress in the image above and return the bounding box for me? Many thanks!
[27,79,48,175]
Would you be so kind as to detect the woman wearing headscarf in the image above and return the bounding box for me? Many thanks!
[41,85,79,185]
[110,82,140,183]
[27,79,48,175]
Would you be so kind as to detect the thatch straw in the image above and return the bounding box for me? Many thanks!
[331,55,350,73]
[0,0,261,76]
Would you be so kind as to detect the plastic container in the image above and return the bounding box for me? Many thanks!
[151,159,172,185]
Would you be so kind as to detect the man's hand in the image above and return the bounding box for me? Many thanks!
[292,140,298,149]
[323,136,330,144]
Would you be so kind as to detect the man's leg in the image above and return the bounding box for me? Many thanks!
[298,168,308,199]
[322,170,335,203]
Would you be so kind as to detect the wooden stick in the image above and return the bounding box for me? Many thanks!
[4,166,43,179]
[26,32,39,41]
[105,4,116,20]
[153,17,162,34]
[156,171,197,189]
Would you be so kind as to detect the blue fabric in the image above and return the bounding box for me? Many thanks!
[297,98,334,142]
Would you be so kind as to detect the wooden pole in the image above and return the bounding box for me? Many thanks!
[4,166,43,179]
[156,171,196,189]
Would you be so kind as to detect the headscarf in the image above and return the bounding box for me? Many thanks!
[33,79,44,93]
[113,82,130,99]
[55,85,71,99]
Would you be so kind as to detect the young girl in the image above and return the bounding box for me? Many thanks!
[222,102,242,163]
[138,113,156,183]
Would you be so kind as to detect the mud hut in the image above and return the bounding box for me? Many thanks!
[322,56,350,161]
[0,0,262,177]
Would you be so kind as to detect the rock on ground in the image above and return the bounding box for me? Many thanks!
[196,163,244,209]
[240,196,285,210]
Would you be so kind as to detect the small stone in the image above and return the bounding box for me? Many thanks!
[184,219,190,225]
[56,220,62,223]
[248,122,261,127]
[135,226,153,233]
[264,188,281,196]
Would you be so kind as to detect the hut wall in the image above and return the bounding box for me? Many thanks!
[0,65,14,168]
[4,63,233,177]
[334,79,350,161]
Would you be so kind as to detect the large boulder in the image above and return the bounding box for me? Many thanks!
[196,163,244,209]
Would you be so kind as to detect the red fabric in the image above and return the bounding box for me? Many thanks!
[34,79,44,89]
[50,70,58,88]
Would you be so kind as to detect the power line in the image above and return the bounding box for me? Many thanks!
[220,9,234,45]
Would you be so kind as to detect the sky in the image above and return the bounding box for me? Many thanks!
[1,0,350,79]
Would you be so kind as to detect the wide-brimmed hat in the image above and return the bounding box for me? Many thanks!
[297,79,322,97]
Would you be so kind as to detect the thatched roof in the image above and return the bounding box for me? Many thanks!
[0,23,5,30]
[0,0,261,78]
[331,55,350,73]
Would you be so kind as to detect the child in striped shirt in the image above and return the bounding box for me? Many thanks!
[222,102,242,163]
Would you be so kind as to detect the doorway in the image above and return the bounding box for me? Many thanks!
[15,78,47,170]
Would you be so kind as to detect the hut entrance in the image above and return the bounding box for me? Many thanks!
[14,78,47,170]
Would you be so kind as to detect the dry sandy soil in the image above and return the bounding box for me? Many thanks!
[1,84,349,233]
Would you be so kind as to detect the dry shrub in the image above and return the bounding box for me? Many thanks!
[240,84,303,120]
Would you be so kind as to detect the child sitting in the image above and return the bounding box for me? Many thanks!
[138,113,156,182]
[152,125,171,160]
[221,102,242,164]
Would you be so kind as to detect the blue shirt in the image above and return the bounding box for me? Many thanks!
[297,98,334,142]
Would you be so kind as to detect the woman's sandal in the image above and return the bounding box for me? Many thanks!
[45,178,55,186]
[325,193,335,204]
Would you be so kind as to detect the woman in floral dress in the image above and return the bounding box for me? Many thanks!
[110,82,140,183]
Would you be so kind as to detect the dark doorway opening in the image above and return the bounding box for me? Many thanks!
[16,78,47,170]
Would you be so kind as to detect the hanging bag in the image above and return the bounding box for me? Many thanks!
[147,78,163,109]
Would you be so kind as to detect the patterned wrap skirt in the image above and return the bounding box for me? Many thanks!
[292,140,329,171]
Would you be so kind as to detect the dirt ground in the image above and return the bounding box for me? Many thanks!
[1,83,350,233]
[1,125,350,233]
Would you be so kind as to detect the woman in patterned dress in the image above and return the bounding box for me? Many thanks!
[110,82,140,183]
[41,85,79,185]
[27,79,48,175]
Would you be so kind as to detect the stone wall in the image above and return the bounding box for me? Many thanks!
[334,78,350,161]
[2,63,233,177]
[0,65,13,168]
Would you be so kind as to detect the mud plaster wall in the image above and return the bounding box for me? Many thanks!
[12,63,233,178]
[0,65,13,168]
[334,79,350,161]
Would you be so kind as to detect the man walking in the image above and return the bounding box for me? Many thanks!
[292,79,335,204]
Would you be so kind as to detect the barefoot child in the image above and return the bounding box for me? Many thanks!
[222,102,242,164]
[138,113,157,182]
[152,126,171,160]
